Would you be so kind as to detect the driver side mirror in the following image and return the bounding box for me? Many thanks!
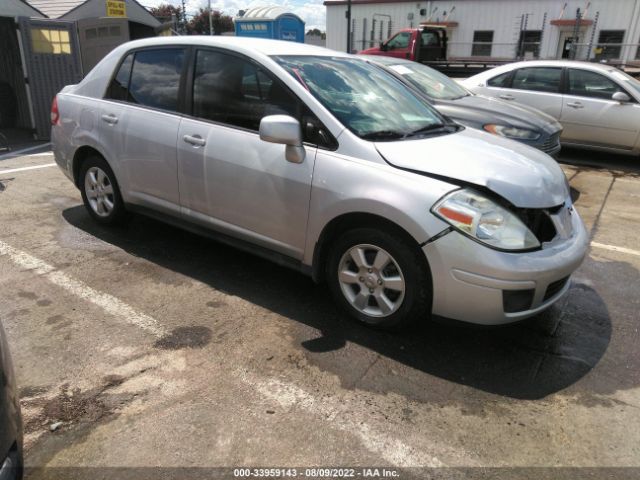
[612,91,631,103]
[259,115,305,164]
[380,42,389,51]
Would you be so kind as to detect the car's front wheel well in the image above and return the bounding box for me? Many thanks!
[72,146,104,188]
[311,212,428,283]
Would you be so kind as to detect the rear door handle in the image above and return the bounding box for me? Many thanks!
[101,114,118,125]
[183,134,206,147]
[499,94,515,100]
[567,102,584,109]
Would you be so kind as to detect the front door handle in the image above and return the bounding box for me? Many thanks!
[499,94,515,100]
[567,102,584,109]
[183,134,206,147]
[101,114,118,125]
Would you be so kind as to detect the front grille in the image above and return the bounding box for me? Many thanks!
[539,132,561,154]
[543,276,570,301]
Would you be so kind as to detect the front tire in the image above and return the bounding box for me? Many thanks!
[79,155,127,225]
[326,228,432,329]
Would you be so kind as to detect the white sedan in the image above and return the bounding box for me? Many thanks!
[462,60,640,155]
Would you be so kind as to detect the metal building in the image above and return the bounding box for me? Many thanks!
[325,0,640,65]
[0,0,83,142]
[27,0,161,73]
[0,0,160,142]
[235,6,305,43]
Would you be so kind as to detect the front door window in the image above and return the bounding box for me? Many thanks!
[386,32,410,50]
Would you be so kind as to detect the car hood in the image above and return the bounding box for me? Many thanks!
[375,128,568,209]
[436,95,562,134]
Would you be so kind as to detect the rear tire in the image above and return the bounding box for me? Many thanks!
[326,228,432,330]
[79,155,127,225]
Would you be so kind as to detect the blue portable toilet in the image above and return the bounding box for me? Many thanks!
[235,6,305,43]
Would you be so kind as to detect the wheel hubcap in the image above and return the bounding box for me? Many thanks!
[338,244,406,319]
[84,166,114,218]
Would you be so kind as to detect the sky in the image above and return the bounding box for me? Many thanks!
[140,0,327,31]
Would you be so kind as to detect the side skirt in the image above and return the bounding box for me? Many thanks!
[125,203,313,278]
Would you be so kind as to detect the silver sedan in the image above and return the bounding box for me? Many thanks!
[462,60,640,155]
[52,37,588,328]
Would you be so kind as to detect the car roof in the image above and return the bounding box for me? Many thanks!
[115,35,346,57]
[467,59,621,81]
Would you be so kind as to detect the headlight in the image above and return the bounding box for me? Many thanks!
[432,189,540,251]
[483,124,541,140]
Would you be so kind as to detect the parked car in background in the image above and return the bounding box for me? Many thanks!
[462,60,640,155]
[0,322,22,480]
[53,37,587,328]
[361,55,563,155]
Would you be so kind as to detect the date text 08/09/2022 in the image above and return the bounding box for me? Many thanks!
[233,468,400,478]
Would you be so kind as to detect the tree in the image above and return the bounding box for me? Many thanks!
[188,8,234,35]
[148,3,184,33]
[149,3,182,22]
[306,28,326,39]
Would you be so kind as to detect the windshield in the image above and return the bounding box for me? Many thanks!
[381,61,469,100]
[273,55,445,141]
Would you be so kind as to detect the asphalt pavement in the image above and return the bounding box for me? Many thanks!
[0,145,638,479]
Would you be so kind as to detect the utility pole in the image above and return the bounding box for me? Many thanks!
[346,0,352,52]
[208,0,213,35]
[181,0,187,34]
[571,8,582,59]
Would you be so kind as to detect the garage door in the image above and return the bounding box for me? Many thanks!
[18,17,82,140]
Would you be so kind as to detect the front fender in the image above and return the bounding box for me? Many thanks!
[303,150,454,266]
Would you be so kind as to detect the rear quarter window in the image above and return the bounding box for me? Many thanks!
[511,67,562,93]
[105,53,133,101]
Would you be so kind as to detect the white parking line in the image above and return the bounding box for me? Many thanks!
[0,163,56,175]
[591,241,640,258]
[0,240,166,337]
[0,143,51,161]
[241,372,446,468]
[24,151,53,158]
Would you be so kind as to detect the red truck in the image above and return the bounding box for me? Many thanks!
[359,25,510,76]
[360,26,448,62]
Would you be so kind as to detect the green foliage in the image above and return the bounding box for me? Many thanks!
[306,28,326,39]
[187,8,235,35]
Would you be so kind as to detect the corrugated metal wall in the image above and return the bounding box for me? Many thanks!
[326,0,640,61]
[0,17,31,130]
[18,17,83,140]
[76,17,129,74]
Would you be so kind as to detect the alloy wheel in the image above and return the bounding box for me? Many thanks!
[84,166,115,217]
[337,243,406,318]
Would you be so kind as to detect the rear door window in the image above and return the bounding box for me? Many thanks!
[511,67,562,93]
[127,48,185,112]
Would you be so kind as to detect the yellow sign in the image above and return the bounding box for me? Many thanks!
[106,0,126,18]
